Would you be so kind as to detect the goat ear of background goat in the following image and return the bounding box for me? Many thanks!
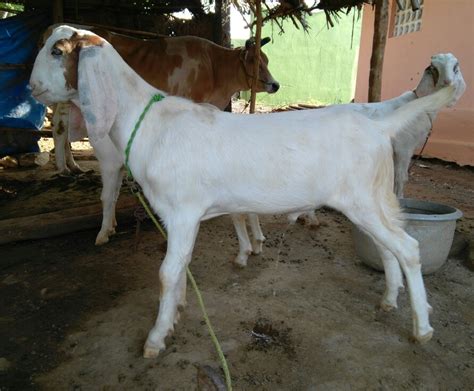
[77,45,118,142]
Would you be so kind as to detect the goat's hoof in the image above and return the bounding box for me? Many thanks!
[143,344,163,359]
[69,164,90,174]
[233,251,250,268]
[379,301,397,312]
[95,234,110,246]
[57,168,72,176]
[410,328,434,344]
[251,239,264,255]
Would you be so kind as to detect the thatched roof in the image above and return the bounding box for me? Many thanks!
[3,1,418,39]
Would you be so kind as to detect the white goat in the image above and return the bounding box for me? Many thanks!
[30,26,459,358]
[249,54,466,260]
[325,53,466,198]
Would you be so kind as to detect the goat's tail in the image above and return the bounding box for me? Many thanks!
[379,84,456,138]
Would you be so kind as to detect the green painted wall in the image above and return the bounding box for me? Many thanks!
[236,10,362,106]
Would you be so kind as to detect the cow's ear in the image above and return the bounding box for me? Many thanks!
[261,37,271,46]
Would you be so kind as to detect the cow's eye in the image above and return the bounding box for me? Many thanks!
[51,47,63,56]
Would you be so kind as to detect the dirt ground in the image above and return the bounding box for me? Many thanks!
[0,150,473,390]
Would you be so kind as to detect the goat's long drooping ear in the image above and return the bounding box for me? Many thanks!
[77,45,118,142]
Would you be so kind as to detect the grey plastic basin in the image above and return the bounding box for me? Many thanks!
[352,198,463,275]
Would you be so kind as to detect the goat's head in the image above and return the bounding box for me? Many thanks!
[30,25,118,142]
[241,37,280,94]
[415,53,466,106]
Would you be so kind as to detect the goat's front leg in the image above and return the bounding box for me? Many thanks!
[93,138,124,245]
[144,213,200,358]
[231,214,252,267]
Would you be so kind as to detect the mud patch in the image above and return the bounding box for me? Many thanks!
[245,317,296,359]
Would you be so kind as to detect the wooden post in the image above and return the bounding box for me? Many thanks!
[53,0,64,23]
[249,0,262,114]
[368,0,389,102]
[215,0,232,112]
[214,0,231,47]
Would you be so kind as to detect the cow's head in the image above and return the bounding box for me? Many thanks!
[241,37,279,94]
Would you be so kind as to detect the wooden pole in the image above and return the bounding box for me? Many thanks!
[368,0,389,102]
[249,0,262,114]
[53,0,64,23]
[214,0,231,47]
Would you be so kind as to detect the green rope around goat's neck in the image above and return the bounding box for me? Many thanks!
[125,93,232,391]
[125,93,164,178]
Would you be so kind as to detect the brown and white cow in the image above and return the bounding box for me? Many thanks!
[48,26,279,174]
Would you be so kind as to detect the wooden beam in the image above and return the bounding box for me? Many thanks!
[64,19,159,38]
[214,0,231,47]
[0,127,53,138]
[368,0,389,102]
[0,196,138,245]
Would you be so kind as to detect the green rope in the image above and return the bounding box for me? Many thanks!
[125,94,232,391]
[125,93,164,178]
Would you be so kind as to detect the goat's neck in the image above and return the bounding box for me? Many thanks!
[103,54,164,155]
[385,91,417,109]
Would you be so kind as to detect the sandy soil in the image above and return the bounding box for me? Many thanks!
[0,153,473,390]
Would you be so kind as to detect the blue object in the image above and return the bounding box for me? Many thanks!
[0,11,51,155]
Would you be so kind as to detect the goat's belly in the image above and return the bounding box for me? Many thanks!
[203,186,324,217]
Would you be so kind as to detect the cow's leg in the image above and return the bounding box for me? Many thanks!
[343,205,432,343]
[52,104,71,175]
[144,212,200,358]
[64,140,89,174]
[231,214,252,267]
[93,137,124,245]
[248,214,265,254]
[52,103,86,175]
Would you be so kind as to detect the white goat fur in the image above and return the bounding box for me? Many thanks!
[252,54,466,263]
[30,26,459,358]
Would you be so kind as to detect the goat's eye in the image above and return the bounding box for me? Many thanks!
[453,63,459,73]
[51,47,63,56]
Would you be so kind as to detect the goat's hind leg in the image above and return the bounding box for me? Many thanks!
[348,208,433,343]
[373,240,404,311]
[144,212,200,358]
[231,214,252,267]
[248,214,265,255]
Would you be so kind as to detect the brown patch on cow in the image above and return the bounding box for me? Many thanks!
[52,32,105,90]
[186,68,196,86]
[185,41,202,60]
[165,55,183,77]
